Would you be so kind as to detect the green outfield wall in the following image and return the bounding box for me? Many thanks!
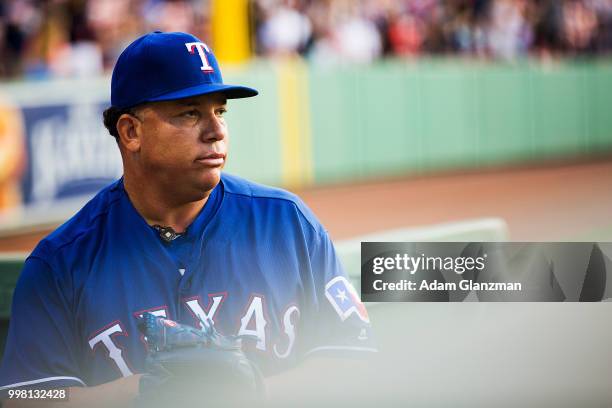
[226,60,612,185]
[303,60,612,184]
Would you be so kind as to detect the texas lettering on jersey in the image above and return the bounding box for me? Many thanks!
[89,293,300,377]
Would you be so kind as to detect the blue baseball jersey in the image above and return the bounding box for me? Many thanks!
[0,173,375,393]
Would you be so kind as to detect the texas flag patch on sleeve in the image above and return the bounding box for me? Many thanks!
[325,276,370,323]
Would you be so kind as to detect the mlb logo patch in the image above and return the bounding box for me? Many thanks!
[325,276,370,323]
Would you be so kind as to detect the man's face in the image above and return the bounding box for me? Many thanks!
[132,92,228,200]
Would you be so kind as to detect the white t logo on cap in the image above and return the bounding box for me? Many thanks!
[185,42,214,73]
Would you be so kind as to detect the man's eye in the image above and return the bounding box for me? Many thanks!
[182,110,198,118]
[216,108,227,117]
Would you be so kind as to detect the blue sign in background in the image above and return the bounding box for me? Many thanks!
[20,102,123,206]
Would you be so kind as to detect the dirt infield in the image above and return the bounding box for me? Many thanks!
[298,158,612,242]
[1,159,611,252]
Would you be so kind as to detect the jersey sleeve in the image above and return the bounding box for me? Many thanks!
[299,229,378,360]
[0,256,85,397]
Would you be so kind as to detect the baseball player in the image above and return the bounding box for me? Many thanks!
[0,31,375,406]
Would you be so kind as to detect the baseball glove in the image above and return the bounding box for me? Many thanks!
[136,312,264,407]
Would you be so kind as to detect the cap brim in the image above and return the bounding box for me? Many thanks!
[147,83,258,103]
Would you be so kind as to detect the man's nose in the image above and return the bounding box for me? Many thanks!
[200,114,226,142]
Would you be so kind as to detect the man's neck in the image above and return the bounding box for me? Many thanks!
[122,176,209,233]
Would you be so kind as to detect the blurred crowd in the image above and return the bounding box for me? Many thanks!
[0,0,209,78]
[255,0,612,63]
[1,0,612,79]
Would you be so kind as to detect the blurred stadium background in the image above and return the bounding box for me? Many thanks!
[0,0,611,405]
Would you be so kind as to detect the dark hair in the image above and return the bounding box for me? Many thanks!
[102,105,143,140]
[103,106,127,140]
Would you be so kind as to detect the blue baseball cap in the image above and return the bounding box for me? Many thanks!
[111,31,258,109]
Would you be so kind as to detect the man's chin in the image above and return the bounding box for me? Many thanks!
[175,168,222,202]
[195,170,222,195]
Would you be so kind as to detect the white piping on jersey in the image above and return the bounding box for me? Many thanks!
[304,346,378,357]
[0,376,86,390]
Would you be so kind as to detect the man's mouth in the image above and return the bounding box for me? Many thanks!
[195,153,225,167]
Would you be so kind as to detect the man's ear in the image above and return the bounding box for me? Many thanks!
[116,113,142,152]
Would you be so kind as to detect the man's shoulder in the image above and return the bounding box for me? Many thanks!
[32,180,124,261]
[220,173,324,234]
[221,172,299,201]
